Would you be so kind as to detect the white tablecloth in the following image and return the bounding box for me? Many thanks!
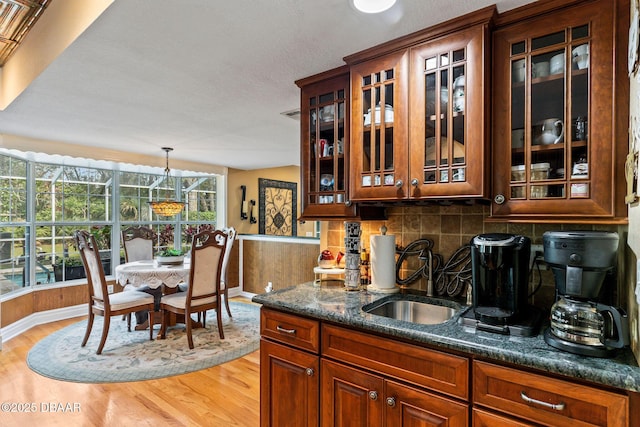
[115,260,190,289]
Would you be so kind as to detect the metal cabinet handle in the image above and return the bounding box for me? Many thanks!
[386,397,396,407]
[276,325,296,335]
[494,194,506,204]
[305,368,314,377]
[368,391,378,401]
[410,178,419,187]
[395,180,403,188]
[520,391,565,411]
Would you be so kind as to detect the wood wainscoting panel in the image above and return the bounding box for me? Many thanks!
[33,285,87,312]
[227,244,240,290]
[242,239,319,294]
[1,292,34,327]
[1,284,88,327]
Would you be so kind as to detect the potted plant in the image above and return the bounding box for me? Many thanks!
[53,256,86,281]
[156,248,185,265]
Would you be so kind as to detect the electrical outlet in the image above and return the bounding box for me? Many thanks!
[107,284,114,294]
[530,244,544,266]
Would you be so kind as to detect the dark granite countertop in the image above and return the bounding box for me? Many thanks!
[252,281,640,393]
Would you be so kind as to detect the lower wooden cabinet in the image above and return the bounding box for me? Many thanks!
[259,307,637,427]
[472,408,535,427]
[260,339,319,427]
[473,361,629,427]
[321,359,468,427]
[321,359,384,427]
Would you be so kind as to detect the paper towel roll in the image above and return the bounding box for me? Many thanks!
[370,234,396,289]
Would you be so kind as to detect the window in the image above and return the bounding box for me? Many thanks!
[0,150,224,296]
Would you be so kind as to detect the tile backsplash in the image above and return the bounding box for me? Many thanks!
[323,204,624,312]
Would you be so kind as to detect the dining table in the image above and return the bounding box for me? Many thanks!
[114,259,199,331]
[115,259,190,291]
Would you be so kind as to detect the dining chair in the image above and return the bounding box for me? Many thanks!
[74,230,155,355]
[220,227,237,317]
[121,225,159,329]
[158,229,227,349]
[198,226,235,326]
[122,226,155,262]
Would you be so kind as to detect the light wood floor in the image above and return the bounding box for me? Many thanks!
[0,301,261,427]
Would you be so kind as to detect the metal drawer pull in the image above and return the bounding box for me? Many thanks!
[386,397,396,407]
[368,391,378,401]
[305,368,314,377]
[520,391,565,411]
[276,325,296,335]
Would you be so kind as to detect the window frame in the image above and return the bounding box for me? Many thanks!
[0,149,225,295]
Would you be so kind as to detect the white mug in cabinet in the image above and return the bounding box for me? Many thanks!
[321,105,334,122]
[572,44,589,69]
[550,53,565,74]
[532,61,550,78]
[512,59,526,82]
[534,118,564,145]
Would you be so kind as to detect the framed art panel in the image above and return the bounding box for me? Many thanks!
[259,178,297,236]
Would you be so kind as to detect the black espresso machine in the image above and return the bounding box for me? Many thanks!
[460,233,542,336]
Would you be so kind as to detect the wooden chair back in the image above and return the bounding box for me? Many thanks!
[220,227,236,286]
[74,230,108,304]
[187,229,227,303]
[122,226,155,262]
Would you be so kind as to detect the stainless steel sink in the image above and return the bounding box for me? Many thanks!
[363,298,458,325]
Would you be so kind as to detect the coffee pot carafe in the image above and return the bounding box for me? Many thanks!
[543,231,629,357]
[549,297,628,350]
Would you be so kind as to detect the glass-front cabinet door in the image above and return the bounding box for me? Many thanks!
[298,67,356,219]
[491,0,624,220]
[408,24,489,199]
[349,50,409,201]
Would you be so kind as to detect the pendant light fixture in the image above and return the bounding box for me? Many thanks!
[148,147,185,217]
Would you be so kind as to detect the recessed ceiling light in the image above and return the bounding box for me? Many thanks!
[353,0,397,14]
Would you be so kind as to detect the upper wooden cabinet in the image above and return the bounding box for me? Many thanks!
[408,24,491,199]
[296,66,357,220]
[349,49,410,200]
[346,7,495,202]
[490,0,629,222]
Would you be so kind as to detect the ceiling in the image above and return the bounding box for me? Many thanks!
[0,0,536,170]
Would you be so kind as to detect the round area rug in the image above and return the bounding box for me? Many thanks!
[27,302,260,383]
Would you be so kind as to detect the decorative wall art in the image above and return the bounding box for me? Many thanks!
[629,0,640,206]
[629,0,640,77]
[259,179,297,236]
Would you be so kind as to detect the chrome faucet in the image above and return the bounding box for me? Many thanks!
[426,250,434,296]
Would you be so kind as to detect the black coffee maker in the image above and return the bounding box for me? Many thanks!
[469,233,532,327]
[543,231,629,357]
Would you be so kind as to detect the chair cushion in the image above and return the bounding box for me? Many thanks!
[99,291,154,311]
[161,292,217,310]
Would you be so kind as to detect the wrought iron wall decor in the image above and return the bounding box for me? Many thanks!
[258,178,297,236]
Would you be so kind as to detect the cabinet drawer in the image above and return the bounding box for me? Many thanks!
[473,361,628,427]
[473,408,534,426]
[322,323,468,400]
[261,308,320,353]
